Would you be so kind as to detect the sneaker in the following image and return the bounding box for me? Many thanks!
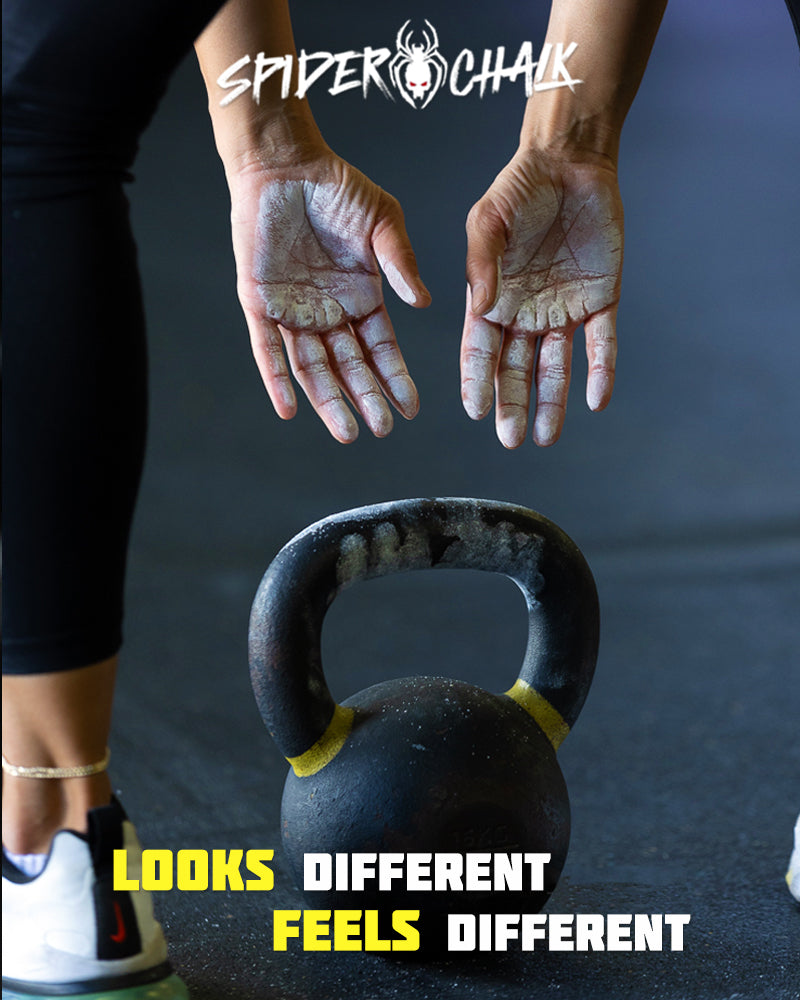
[787,812,800,903]
[2,799,188,999]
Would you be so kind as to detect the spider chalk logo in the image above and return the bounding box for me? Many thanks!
[216,22,582,109]
[389,20,448,109]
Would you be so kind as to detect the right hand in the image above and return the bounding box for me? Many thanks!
[229,152,430,443]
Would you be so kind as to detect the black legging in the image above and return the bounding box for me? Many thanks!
[2,0,224,674]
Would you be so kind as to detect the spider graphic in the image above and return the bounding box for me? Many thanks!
[388,20,448,109]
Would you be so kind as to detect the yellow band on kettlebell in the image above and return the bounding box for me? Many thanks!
[286,704,355,777]
[505,679,570,750]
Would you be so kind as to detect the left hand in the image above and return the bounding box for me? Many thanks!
[462,151,623,448]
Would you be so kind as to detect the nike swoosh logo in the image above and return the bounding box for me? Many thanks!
[110,900,127,943]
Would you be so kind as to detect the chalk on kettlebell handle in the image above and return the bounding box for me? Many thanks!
[248,498,599,953]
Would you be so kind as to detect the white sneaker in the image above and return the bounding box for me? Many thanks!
[787,812,800,903]
[2,799,188,998]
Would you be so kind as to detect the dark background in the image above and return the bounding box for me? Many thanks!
[113,1,799,996]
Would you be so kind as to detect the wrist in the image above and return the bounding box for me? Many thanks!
[209,94,328,176]
[518,91,622,167]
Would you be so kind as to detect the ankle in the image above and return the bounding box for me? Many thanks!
[2,773,113,854]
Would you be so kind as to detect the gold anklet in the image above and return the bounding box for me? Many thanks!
[1,748,110,779]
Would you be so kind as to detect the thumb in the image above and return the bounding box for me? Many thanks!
[372,202,431,309]
[465,198,507,315]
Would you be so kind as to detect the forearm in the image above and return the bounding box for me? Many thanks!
[194,0,326,173]
[522,0,667,163]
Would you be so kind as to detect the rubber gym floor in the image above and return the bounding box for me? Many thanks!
[112,1,798,997]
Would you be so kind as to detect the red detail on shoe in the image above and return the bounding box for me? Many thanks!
[110,900,127,943]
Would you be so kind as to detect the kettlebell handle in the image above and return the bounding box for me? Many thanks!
[249,498,598,763]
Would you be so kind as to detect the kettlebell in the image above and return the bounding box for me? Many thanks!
[249,498,598,947]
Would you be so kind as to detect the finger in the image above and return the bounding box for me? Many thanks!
[353,308,419,420]
[465,197,507,315]
[461,284,502,421]
[584,306,618,411]
[281,327,359,443]
[244,309,297,419]
[494,330,537,450]
[324,327,394,438]
[372,205,431,308]
[533,329,574,447]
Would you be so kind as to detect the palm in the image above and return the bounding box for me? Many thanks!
[462,156,623,448]
[229,157,428,443]
[248,177,384,330]
[485,165,622,335]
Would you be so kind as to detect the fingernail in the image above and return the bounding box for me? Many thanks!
[415,278,432,306]
[470,282,489,314]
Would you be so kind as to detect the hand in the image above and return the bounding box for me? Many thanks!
[230,153,430,443]
[462,153,623,448]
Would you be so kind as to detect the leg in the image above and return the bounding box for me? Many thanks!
[2,658,117,855]
[2,3,222,994]
[0,176,178,1000]
[2,0,225,837]
[2,180,147,864]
